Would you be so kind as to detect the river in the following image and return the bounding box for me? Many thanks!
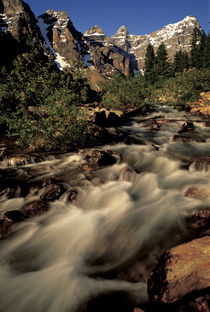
[0,104,210,311]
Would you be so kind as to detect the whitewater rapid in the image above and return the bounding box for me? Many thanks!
[0,105,210,311]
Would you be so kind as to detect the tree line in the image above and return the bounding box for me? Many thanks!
[144,28,210,84]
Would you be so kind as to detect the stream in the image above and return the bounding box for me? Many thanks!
[0,104,210,312]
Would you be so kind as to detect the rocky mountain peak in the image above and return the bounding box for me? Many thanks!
[0,0,24,14]
[0,0,43,48]
[114,25,129,36]
[84,25,105,36]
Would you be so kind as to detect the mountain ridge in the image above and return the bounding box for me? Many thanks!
[0,0,203,82]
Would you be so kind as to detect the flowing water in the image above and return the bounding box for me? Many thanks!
[0,105,210,311]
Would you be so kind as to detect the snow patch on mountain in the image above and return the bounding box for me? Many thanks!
[37,16,69,70]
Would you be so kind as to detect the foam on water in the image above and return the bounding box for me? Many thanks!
[0,105,210,311]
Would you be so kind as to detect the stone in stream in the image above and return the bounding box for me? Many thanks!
[3,210,25,223]
[184,185,210,202]
[86,150,118,168]
[147,236,210,310]
[40,183,65,201]
[24,200,50,218]
[186,209,210,238]
[190,157,210,174]
[0,217,13,239]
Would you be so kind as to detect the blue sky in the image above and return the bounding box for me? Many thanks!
[26,0,209,36]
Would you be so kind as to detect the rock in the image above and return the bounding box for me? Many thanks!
[94,110,123,127]
[0,217,13,239]
[184,185,210,201]
[3,209,24,223]
[0,145,7,160]
[148,236,210,306]
[86,150,117,168]
[40,183,65,201]
[6,155,36,166]
[85,16,201,72]
[190,157,210,175]
[0,187,18,203]
[24,200,50,218]
[186,209,210,238]
[172,135,192,143]
[67,189,78,202]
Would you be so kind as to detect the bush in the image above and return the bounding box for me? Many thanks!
[0,46,91,150]
[100,73,146,110]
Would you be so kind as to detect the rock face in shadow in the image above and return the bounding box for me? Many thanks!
[148,236,210,310]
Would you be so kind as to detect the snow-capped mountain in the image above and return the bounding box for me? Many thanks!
[85,15,202,71]
[0,0,203,78]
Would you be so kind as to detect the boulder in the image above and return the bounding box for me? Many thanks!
[86,150,117,168]
[148,236,210,307]
[184,185,210,201]
[190,157,210,175]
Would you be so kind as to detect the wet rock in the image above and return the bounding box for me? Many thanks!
[0,217,13,239]
[86,150,117,168]
[6,155,36,166]
[3,210,24,223]
[186,209,210,238]
[191,157,210,174]
[0,145,7,160]
[148,236,210,306]
[67,189,78,202]
[0,187,18,203]
[85,292,134,312]
[40,184,65,201]
[184,185,210,201]
[24,201,50,218]
[172,135,192,143]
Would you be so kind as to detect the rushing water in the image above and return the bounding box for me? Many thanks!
[0,105,210,311]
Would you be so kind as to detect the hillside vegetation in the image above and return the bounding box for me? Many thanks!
[100,30,210,111]
[0,28,209,151]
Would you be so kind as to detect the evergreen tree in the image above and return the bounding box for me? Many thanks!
[190,27,200,68]
[173,50,189,74]
[144,43,156,83]
[155,43,172,80]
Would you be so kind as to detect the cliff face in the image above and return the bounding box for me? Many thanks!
[85,16,202,72]
[0,0,203,79]
[0,0,42,46]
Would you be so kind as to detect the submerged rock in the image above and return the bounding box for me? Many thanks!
[148,236,210,308]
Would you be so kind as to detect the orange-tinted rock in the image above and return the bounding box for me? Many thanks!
[148,236,210,305]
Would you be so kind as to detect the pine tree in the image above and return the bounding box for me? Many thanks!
[173,50,189,74]
[144,43,156,83]
[190,27,200,68]
[155,43,172,80]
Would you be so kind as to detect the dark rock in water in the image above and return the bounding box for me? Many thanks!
[184,186,210,202]
[0,217,13,239]
[3,209,24,223]
[191,157,210,173]
[0,146,7,160]
[172,135,192,143]
[24,201,50,218]
[67,189,78,202]
[85,292,134,312]
[186,209,210,238]
[40,183,65,201]
[147,236,210,310]
[0,187,18,202]
[86,150,117,168]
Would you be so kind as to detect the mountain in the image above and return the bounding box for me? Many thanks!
[0,0,203,81]
[85,15,202,72]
